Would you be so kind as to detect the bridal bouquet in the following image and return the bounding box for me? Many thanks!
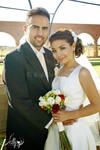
[39,89,72,150]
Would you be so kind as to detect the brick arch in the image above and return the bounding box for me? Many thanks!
[79,32,99,57]
[97,37,100,43]
[97,37,100,56]
[0,21,25,46]
[0,21,100,57]
[78,32,94,46]
[0,31,16,46]
[78,33,94,57]
[78,32,94,41]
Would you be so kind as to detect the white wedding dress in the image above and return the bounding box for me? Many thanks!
[44,65,96,150]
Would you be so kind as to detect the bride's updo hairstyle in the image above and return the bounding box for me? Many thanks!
[49,28,84,57]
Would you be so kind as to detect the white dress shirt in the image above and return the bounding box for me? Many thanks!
[27,40,49,81]
[27,41,52,128]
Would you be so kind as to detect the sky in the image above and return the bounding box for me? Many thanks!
[0,0,100,23]
[0,0,100,46]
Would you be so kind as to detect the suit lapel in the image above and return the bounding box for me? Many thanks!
[44,48,55,85]
[21,42,50,88]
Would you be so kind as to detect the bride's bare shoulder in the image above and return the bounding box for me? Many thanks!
[79,67,91,81]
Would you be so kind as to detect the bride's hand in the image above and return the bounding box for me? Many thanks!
[52,110,70,123]
[63,119,77,125]
[52,105,82,123]
[53,118,77,125]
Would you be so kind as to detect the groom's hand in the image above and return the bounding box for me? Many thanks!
[63,119,77,125]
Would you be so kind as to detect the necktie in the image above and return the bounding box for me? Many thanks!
[37,52,49,81]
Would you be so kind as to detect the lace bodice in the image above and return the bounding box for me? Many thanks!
[52,65,86,109]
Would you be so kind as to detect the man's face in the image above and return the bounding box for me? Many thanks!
[25,15,49,50]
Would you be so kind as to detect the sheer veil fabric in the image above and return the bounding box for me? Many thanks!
[75,54,100,91]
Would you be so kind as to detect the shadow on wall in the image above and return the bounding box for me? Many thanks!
[0,84,8,134]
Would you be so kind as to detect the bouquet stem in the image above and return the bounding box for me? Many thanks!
[57,122,72,150]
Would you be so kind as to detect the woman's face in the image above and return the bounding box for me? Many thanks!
[51,39,75,65]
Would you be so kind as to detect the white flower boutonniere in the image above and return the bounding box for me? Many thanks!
[54,66,59,76]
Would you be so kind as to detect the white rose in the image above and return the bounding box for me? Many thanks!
[55,96,61,104]
[39,97,47,106]
[47,97,55,106]
[52,89,61,95]
[39,96,44,102]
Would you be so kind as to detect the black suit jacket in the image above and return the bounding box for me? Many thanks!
[3,42,56,150]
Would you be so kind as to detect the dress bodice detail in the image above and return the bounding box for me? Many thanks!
[52,65,86,109]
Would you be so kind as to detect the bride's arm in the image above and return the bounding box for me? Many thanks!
[78,67,100,116]
[52,68,100,122]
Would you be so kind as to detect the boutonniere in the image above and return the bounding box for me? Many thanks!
[54,66,59,76]
[54,63,62,76]
[54,63,61,76]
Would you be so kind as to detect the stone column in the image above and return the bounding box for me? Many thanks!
[94,39,98,57]
[16,41,19,47]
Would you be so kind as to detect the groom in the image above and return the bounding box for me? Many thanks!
[3,7,56,150]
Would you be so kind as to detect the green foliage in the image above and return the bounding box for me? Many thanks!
[0,60,100,77]
[87,43,94,46]
[90,61,100,66]
[0,138,4,149]
[59,131,72,150]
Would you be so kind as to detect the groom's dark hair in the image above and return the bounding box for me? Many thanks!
[26,7,50,24]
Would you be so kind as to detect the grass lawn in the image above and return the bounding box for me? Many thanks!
[89,58,100,77]
[92,66,100,77]
[0,59,100,77]
[0,138,4,149]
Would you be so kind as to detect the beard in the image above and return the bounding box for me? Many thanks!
[31,37,47,50]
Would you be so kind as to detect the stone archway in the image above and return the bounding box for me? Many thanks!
[0,32,16,64]
[0,32,16,46]
[0,21,25,46]
[97,37,100,56]
[78,33,94,57]
[0,21,100,57]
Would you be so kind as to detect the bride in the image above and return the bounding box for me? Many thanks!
[44,29,100,150]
